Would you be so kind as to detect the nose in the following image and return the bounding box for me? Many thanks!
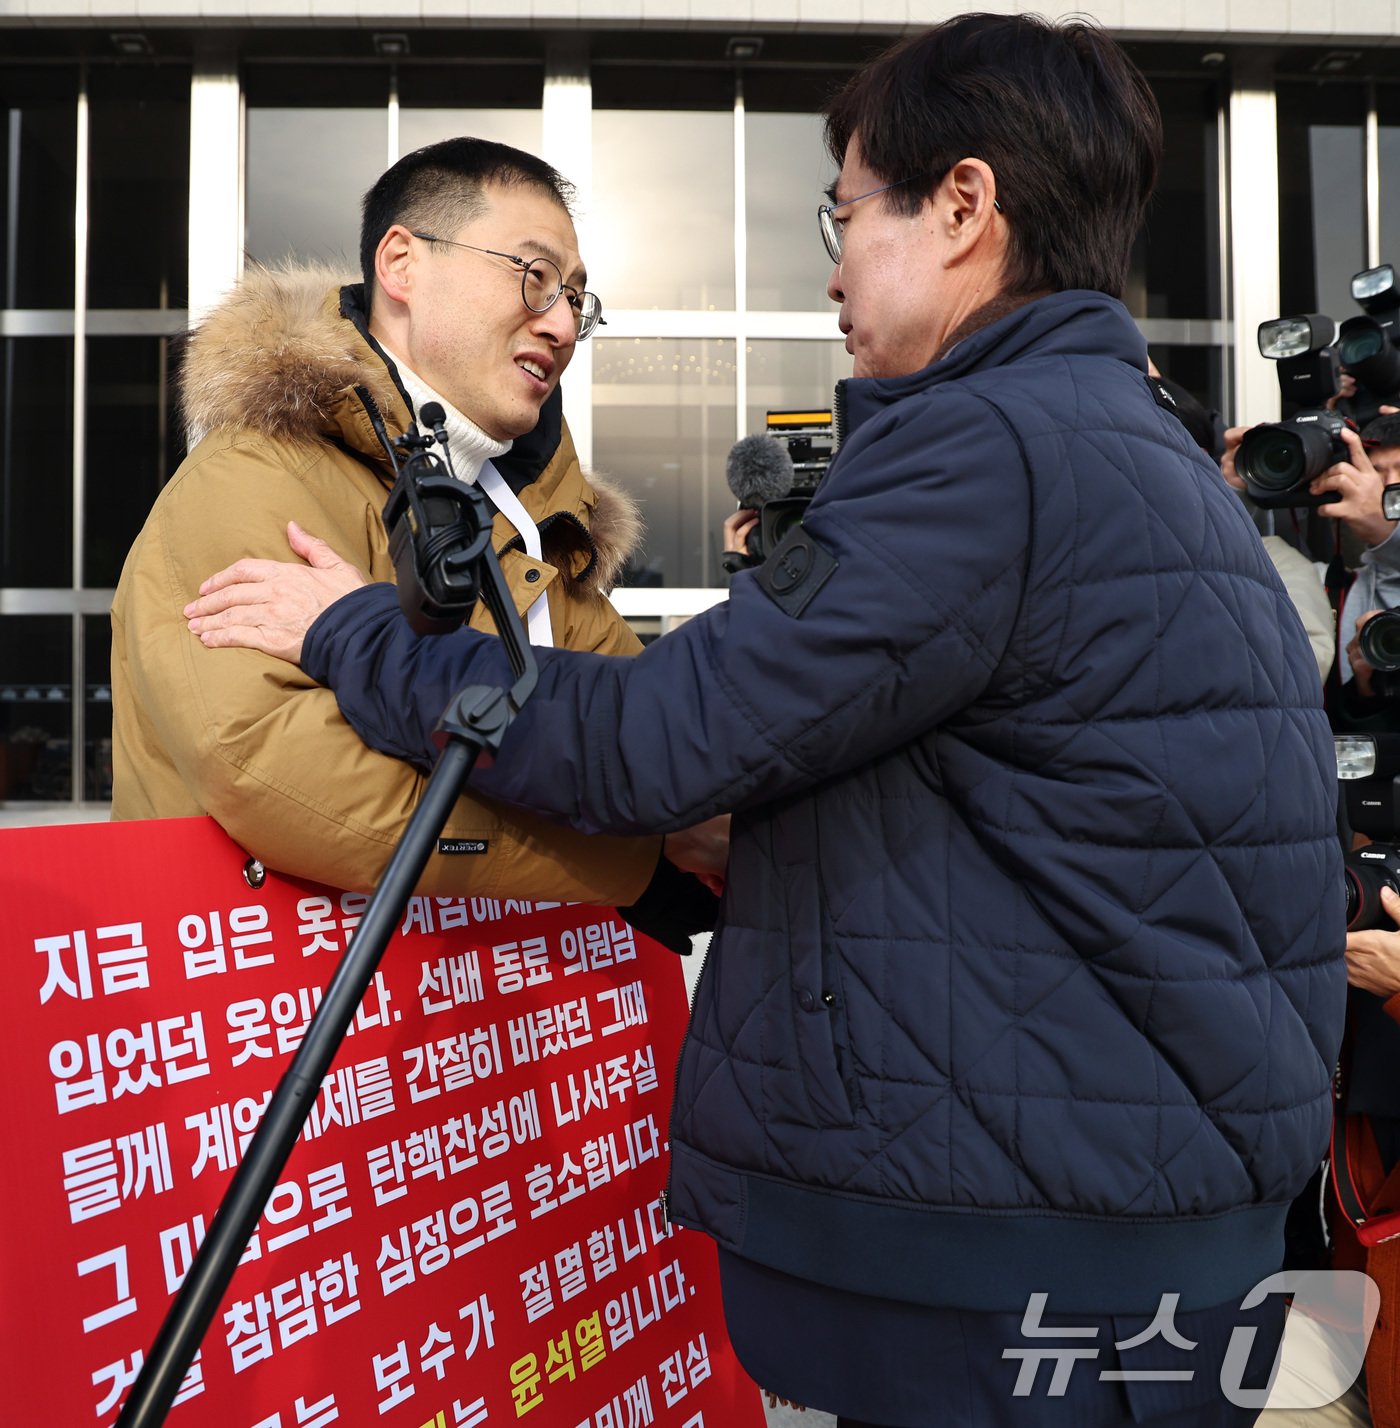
[533,295,578,350]
[827,262,844,303]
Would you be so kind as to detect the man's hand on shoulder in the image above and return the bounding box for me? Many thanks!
[664,815,731,896]
[185,520,368,664]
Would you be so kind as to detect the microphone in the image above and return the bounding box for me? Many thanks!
[726,434,795,509]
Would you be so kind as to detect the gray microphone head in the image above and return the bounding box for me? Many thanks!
[726,435,795,508]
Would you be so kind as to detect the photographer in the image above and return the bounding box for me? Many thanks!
[187,16,1345,1426]
[1332,416,1400,707]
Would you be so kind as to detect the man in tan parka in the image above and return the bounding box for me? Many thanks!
[112,137,721,930]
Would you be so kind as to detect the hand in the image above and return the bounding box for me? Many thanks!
[185,521,368,664]
[1309,428,1392,547]
[1346,887,1400,997]
[1348,608,1384,699]
[1219,426,1248,492]
[723,508,759,556]
[1325,371,1359,412]
[663,815,731,896]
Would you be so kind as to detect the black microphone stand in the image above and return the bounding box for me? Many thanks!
[118,410,536,1427]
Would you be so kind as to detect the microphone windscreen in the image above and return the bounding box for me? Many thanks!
[726,435,795,507]
[419,401,446,429]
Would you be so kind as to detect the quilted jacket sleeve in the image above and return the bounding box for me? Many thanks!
[304,387,1032,835]
[112,433,660,903]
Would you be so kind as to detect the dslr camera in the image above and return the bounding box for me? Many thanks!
[1236,265,1400,507]
[1338,734,1400,931]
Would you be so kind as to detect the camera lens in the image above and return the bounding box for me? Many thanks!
[1339,315,1400,395]
[1344,848,1400,931]
[1237,428,1304,492]
[1360,610,1400,672]
[1237,420,1343,494]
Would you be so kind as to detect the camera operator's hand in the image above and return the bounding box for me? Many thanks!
[1325,371,1359,412]
[1347,607,1385,699]
[723,508,759,556]
[1346,886,1400,997]
[1309,428,1392,548]
[185,521,367,663]
[1219,426,1248,493]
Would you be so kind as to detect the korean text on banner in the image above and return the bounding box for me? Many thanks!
[0,815,763,1428]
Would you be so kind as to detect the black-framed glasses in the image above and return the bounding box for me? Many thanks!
[817,179,911,265]
[410,232,605,340]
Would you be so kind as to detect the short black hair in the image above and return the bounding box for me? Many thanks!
[824,14,1161,299]
[359,137,575,294]
[1362,412,1400,451]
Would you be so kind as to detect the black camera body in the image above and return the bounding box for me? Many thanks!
[1236,407,1351,507]
[1339,734,1400,930]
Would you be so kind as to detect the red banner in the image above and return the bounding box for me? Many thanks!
[0,817,762,1428]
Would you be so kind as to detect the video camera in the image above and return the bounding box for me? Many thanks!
[723,408,837,570]
[1236,264,1400,507]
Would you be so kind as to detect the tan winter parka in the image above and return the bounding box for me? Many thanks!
[111,267,660,904]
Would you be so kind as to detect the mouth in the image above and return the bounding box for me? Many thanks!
[516,354,554,389]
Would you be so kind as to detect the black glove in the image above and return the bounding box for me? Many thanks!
[617,853,720,956]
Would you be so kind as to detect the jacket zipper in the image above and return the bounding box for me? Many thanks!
[659,933,714,1233]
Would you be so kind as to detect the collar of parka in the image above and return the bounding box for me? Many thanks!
[177,263,642,593]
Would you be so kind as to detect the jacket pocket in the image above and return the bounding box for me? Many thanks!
[785,859,856,1128]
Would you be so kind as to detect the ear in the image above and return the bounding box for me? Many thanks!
[374,224,417,308]
[938,158,1001,264]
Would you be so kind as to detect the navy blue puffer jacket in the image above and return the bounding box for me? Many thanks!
[304,290,1347,1316]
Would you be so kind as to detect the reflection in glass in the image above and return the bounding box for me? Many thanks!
[85,337,185,588]
[1125,78,1222,322]
[88,67,190,309]
[745,340,850,439]
[246,100,388,270]
[85,613,112,801]
[0,615,70,801]
[1,337,73,588]
[0,67,77,310]
[745,112,835,311]
[592,338,736,587]
[398,109,542,162]
[1377,90,1400,311]
[1279,82,1366,322]
[592,112,734,310]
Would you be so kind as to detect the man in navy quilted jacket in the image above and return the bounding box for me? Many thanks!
[189,16,1347,1426]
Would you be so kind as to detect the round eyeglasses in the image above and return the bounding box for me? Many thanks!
[411,232,605,340]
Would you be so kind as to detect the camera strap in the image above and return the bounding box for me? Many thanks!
[1331,1066,1400,1246]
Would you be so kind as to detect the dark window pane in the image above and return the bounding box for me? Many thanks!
[399,64,544,112]
[0,614,71,801]
[87,65,190,310]
[84,336,186,588]
[593,337,736,588]
[1278,81,1367,322]
[0,337,73,587]
[0,66,77,308]
[1377,86,1400,292]
[245,67,389,269]
[1126,77,1223,321]
[85,612,111,801]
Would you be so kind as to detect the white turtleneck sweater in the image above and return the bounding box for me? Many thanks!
[382,347,554,647]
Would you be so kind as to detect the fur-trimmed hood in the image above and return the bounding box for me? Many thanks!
[179,264,642,591]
